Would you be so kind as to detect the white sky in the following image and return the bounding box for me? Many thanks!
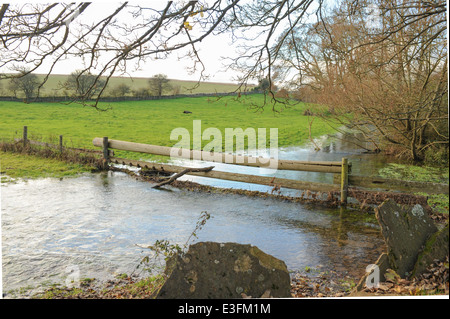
[50,29,240,83]
[21,1,247,83]
[7,0,327,84]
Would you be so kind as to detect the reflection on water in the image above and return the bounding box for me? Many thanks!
[1,171,385,296]
[165,131,398,195]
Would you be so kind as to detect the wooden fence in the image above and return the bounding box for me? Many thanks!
[93,137,449,201]
[13,126,114,156]
[9,125,448,201]
[92,137,352,204]
[11,126,446,206]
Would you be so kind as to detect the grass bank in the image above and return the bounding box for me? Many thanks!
[0,150,98,182]
[0,137,102,182]
[0,94,336,160]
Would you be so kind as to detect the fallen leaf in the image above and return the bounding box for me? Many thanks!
[183,22,193,30]
[384,269,401,283]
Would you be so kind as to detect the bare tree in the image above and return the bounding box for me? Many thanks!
[172,84,182,95]
[64,70,105,100]
[0,1,322,108]
[8,69,39,102]
[111,83,131,98]
[276,0,448,161]
[148,74,173,97]
[0,1,447,161]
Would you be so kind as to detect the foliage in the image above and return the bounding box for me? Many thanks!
[378,163,449,184]
[111,83,131,97]
[38,287,84,299]
[378,163,449,215]
[33,274,166,299]
[0,74,244,97]
[253,78,270,92]
[419,193,449,216]
[423,147,449,167]
[278,0,448,161]
[132,87,150,98]
[137,211,211,275]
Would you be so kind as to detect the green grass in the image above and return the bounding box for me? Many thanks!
[0,94,336,160]
[378,163,449,184]
[379,163,449,215]
[0,151,94,181]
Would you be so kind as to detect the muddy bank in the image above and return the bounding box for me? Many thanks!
[29,255,448,299]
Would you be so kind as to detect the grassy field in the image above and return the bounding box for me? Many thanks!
[0,151,94,182]
[0,94,335,160]
[0,74,246,97]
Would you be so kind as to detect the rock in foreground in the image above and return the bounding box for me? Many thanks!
[356,199,446,291]
[157,242,291,299]
[376,199,438,278]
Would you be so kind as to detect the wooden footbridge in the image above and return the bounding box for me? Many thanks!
[92,137,448,204]
[12,126,448,206]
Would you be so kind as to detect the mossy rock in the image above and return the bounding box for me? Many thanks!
[412,223,449,278]
[375,199,438,278]
[157,242,291,299]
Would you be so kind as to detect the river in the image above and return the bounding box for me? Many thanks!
[1,132,388,297]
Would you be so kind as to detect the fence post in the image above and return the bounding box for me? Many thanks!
[103,137,110,169]
[23,126,28,147]
[340,157,349,204]
[59,135,63,153]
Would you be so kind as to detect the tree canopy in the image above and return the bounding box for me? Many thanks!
[0,0,447,160]
[148,74,173,97]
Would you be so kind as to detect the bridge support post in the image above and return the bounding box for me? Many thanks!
[341,157,349,204]
[59,135,63,153]
[23,125,28,148]
[102,136,110,169]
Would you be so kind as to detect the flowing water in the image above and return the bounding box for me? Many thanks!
[170,130,397,194]
[1,132,390,297]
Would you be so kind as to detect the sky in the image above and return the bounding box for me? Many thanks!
[31,1,246,84]
[50,30,241,83]
[6,0,330,84]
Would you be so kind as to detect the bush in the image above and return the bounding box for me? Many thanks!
[132,87,150,98]
[424,146,449,167]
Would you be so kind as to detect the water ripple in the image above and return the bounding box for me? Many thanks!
[1,171,384,294]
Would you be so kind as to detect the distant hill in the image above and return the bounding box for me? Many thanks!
[0,74,251,98]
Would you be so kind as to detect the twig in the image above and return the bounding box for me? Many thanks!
[308,116,321,151]
[151,166,214,188]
